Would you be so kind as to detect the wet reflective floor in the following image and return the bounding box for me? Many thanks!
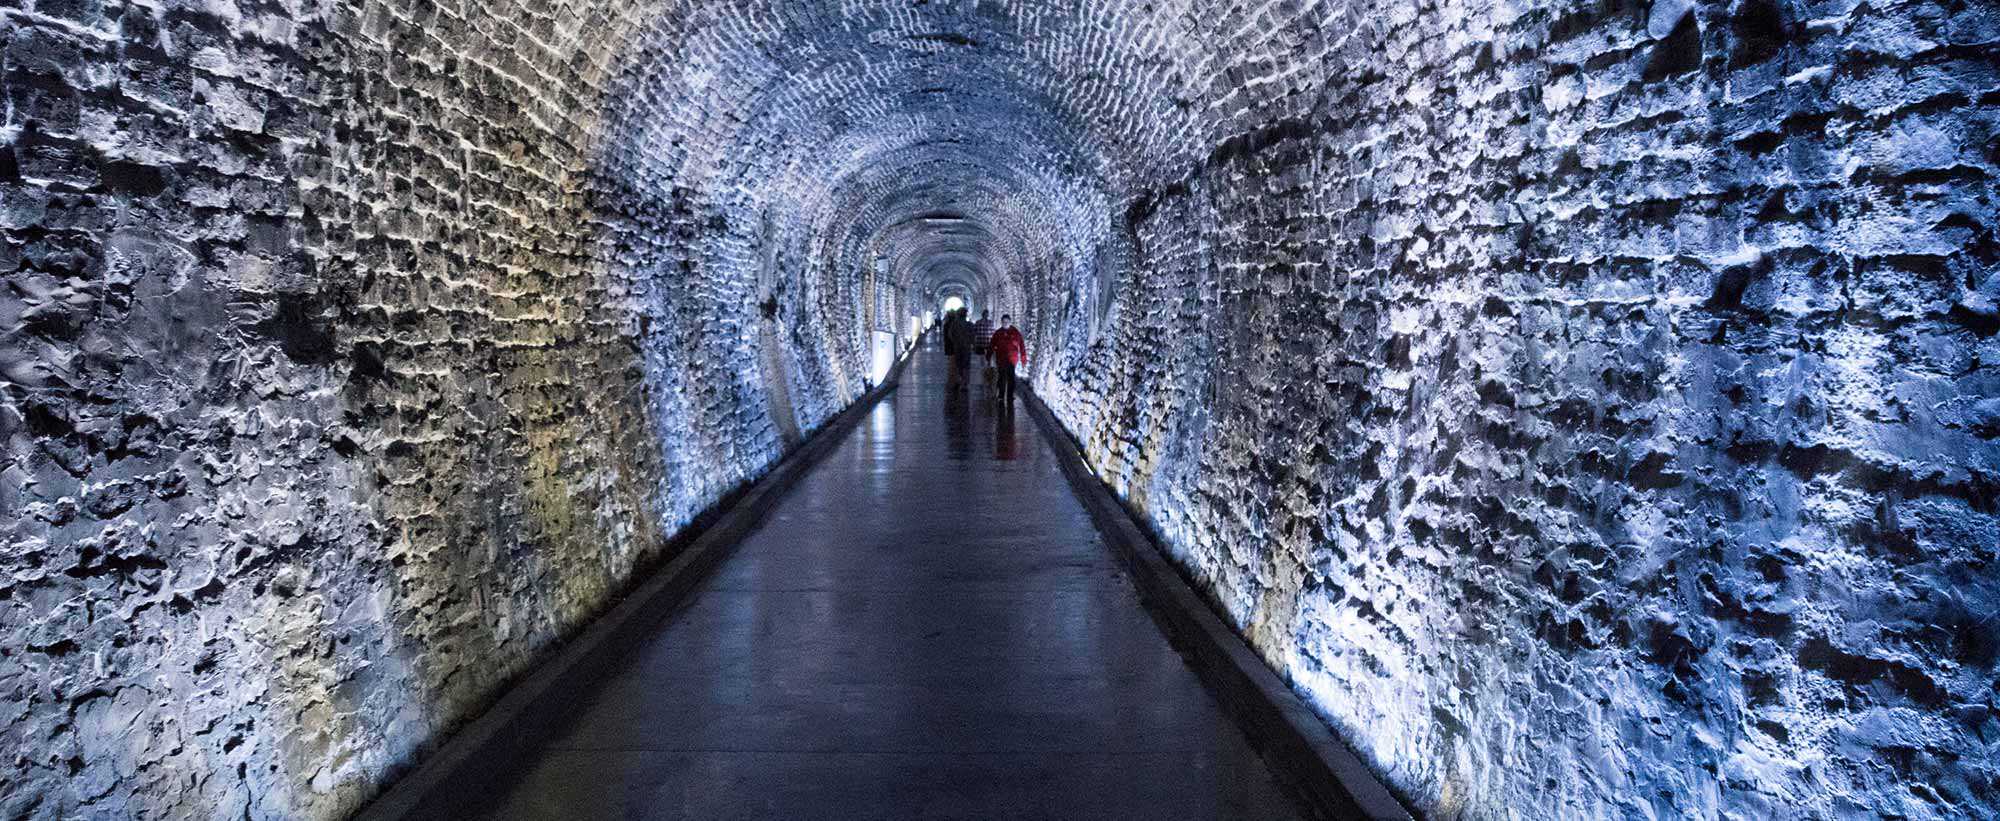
[476,342,1306,820]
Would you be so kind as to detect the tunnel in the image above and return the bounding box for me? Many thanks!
[3,0,1998,818]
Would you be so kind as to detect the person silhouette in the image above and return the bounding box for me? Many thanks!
[988,315,1026,405]
[943,308,973,392]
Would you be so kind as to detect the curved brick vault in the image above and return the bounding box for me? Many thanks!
[2,0,1996,818]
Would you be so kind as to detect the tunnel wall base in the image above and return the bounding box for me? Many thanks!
[1032,1,1999,818]
[351,351,911,820]
[1023,386,1413,821]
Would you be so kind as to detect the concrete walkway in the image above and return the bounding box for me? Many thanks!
[475,342,1305,820]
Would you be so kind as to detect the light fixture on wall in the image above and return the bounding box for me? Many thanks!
[870,330,896,385]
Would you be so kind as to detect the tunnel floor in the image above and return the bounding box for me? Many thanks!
[470,341,1307,820]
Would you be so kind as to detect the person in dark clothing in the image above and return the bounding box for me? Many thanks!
[971,310,996,357]
[944,308,973,391]
[988,315,1026,405]
[971,309,997,391]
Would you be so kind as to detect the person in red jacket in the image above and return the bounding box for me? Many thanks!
[988,315,1027,405]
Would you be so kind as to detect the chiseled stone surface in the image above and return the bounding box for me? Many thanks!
[1034,2,2000,820]
[0,2,876,817]
[1,0,1994,818]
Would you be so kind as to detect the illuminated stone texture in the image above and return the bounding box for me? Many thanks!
[1,0,1993,818]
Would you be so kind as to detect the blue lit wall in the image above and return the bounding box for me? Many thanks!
[2,0,1992,818]
[1033,1,2000,817]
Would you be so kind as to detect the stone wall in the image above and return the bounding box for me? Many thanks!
[0,1,888,817]
[1036,0,2000,818]
[4,0,1994,818]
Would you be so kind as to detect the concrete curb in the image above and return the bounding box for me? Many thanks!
[351,348,916,821]
[1020,388,1416,821]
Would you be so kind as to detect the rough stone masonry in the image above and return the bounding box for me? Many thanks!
[2,0,1994,819]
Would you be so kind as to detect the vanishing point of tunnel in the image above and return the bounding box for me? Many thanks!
[2,0,1997,819]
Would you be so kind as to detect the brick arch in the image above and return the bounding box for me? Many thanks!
[3,0,1993,818]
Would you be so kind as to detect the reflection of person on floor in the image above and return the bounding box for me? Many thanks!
[943,308,973,391]
[994,399,1019,460]
[989,315,1026,405]
[945,369,972,456]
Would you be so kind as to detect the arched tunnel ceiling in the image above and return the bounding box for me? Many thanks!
[7,0,1992,818]
[588,0,1319,329]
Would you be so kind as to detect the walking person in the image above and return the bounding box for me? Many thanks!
[971,309,997,392]
[939,309,957,378]
[989,315,1027,406]
[944,308,973,391]
[971,310,996,357]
